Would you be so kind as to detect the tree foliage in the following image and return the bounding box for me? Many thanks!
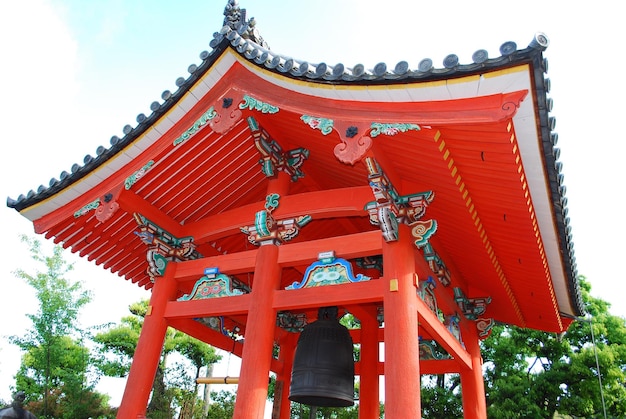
[482,276,626,418]
[10,236,112,418]
[93,299,221,418]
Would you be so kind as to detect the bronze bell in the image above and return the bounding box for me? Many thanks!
[289,306,355,407]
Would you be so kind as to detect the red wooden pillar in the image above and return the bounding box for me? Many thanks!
[233,172,290,418]
[359,309,380,419]
[460,324,487,418]
[382,223,421,418]
[273,332,297,418]
[117,263,179,418]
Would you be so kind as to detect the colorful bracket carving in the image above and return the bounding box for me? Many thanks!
[422,243,452,287]
[134,213,201,280]
[276,311,308,333]
[454,287,492,321]
[240,194,312,245]
[248,117,309,181]
[363,157,436,243]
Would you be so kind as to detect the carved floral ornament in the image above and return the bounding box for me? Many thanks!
[301,116,421,165]
[172,93,281,146]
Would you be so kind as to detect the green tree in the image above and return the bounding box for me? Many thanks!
[10,236,112,418]
[205,390,235,418]
[93,299,221,418]
[483,276,626,418]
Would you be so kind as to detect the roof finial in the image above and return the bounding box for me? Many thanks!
[223,0,269,49]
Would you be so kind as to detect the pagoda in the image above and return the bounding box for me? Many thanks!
[7,1,582,418]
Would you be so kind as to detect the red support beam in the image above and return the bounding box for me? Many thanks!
[164,294,251,319]
[184,186,373,244]
[273,280,385,312]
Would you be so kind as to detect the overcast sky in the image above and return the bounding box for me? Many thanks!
[1,0,623,407]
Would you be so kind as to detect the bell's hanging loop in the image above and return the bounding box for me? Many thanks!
[289,306,355,407]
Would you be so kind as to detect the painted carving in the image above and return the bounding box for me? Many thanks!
[364,156,436,243]
[134,213,201,281]
[239,94,279,114]
[355,255,383,274]
[248,117,309,181]
[369,122,421,138]
[178,273,250,300]
[422,242,452,287]
[301,115,333,135]
[286,256,370,290]
[95,193,120,223]
[173,107,217,146]
[75,192,120,223]
[476,318,495,340]
[418,276,438,315]
[411,219,438,248]
[454,287,492,320]
[445,314,463,345]
[207,94,243,134]
[125,160,154,190]
[333,121,373,165]
[196,316,229,336]
[240,194,311,245]
[419,340,447,360]
[74,198,100,218]
[277,311,308,333]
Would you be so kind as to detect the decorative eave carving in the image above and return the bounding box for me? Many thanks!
[247,117,309,181]
[422,242,452,287]
[363,156,436,243]
[134,213,201,281]
[454,287,492,321]
[240,194,311,246]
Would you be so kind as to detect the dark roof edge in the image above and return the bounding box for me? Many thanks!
[6,32,550,211]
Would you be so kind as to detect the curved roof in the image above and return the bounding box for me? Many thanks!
[6,1,582,332]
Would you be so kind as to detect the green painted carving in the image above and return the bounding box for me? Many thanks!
[422,242,452,286]
[178,273,249,301]
[370,122,421,138]
[265,193,280,212]
[134,213,201,281]
[239,95,279,114]
[125,160,154,190]
[286,257,370,289]
[74,198,100,218]
[248,117,309,180]
[419,340,448,360]
[173,107,217,146]
[364,156,435,243]
[454,287,492,320]
[301,115,334,135]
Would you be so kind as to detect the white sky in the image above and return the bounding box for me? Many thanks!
[0,0,624,408]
